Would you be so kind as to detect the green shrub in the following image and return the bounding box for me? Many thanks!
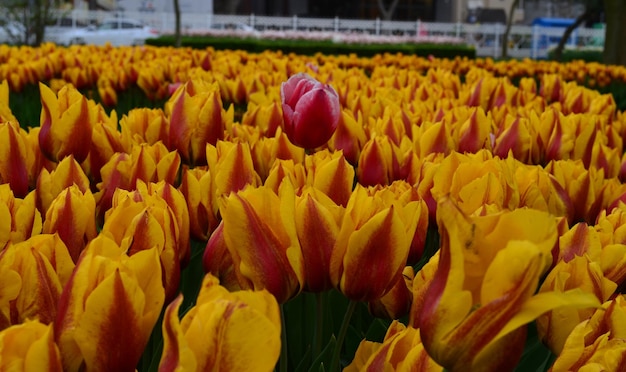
[146,35,477,59]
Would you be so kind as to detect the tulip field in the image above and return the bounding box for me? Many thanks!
[2,41,626,371]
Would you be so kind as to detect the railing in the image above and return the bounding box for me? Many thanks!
[51,9,606,60]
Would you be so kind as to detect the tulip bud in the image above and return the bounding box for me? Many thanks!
[280,73,340,149]
[120,108,170,147]
[218,183,304,303]
[42,186,97,263]
[368,266,414,320]
[36,155,90,216]
[38,83,93,163]
[330,185,421,302]
[167,80,226,166]
[0,122,29,198]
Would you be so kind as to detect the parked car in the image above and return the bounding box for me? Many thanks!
[49,18,159,46]
[44,17,90,45]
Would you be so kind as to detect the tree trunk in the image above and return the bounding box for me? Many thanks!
[553,9,592,61]
[502,0,520,59]
[377,0,400,21]
[604,0,626,66]
[173,0,181,47]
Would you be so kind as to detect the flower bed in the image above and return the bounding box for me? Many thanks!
[1,43,626,371]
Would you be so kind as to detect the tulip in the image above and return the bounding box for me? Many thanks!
[280,73,340,149]
[0,187,42,250]
[119,108,170,147]
[556,222,602,264]
[159,274,281,372]
[83,112,131,183]
[330,184,421,302]
[265,159,307,196]
[515,165,573,221]
[418,199,601,371]
[0,320,63,371]
[408,253,440,328]
[100,183,183,301]
[600,244,626,293]
[414,121,455,159]
[42,186,97,263]
[250,130,305,181]
[95,142,181,221]
[167,79,226,165]
[368,266,414,320]
[0,122,30,198]
[203,222,244,292]
[97,80,118,107]
[38,82,93,163]
[455,107,492,153]
[294,187,344,292]
[536,255,617,354]
[55,235,164,372]
[36,155,90,216]
[345,320,441,372]
[304,149,354,206]
[492,115,532,163]
[0,234,74,329]
[136,64,168,101]
[430,151,520,216]
[0,80,17,123]
[357,136,403,187]
[217,182,304,303]
[179,166,219,241]
[546,159,605,223]
[328,109,368,165]
[551,296,626,372]
[241,100,283,137]
[206,141,262,199]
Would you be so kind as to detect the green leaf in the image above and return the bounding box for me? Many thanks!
[308,336,336,372]
[514,323,555,372]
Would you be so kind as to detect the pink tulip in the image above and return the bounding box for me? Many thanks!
[281,73,340,149]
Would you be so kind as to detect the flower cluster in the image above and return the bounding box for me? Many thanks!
[1,43,626,371]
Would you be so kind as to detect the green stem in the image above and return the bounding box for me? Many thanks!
[279,304,288,372]
[313,292,325,360]
[330,300,358,372]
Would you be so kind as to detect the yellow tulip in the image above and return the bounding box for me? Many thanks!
[551,296,626,372]
[216,183,304,303]
[330,184,421,302]
[166,79,226,165]
[0,320,63,371]
[346,321,442,372]
[36,155,90,216]
[0,122,30,198]
[55,235,164,372]
[418,199,600,371]
[536,255,617,354]
[38,83,93,163]
[159,274,281,372]
[0,186,42,250]
[42,186,97,263]
[0,234,74,329]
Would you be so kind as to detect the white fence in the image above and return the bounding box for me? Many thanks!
[53,9,606,60]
